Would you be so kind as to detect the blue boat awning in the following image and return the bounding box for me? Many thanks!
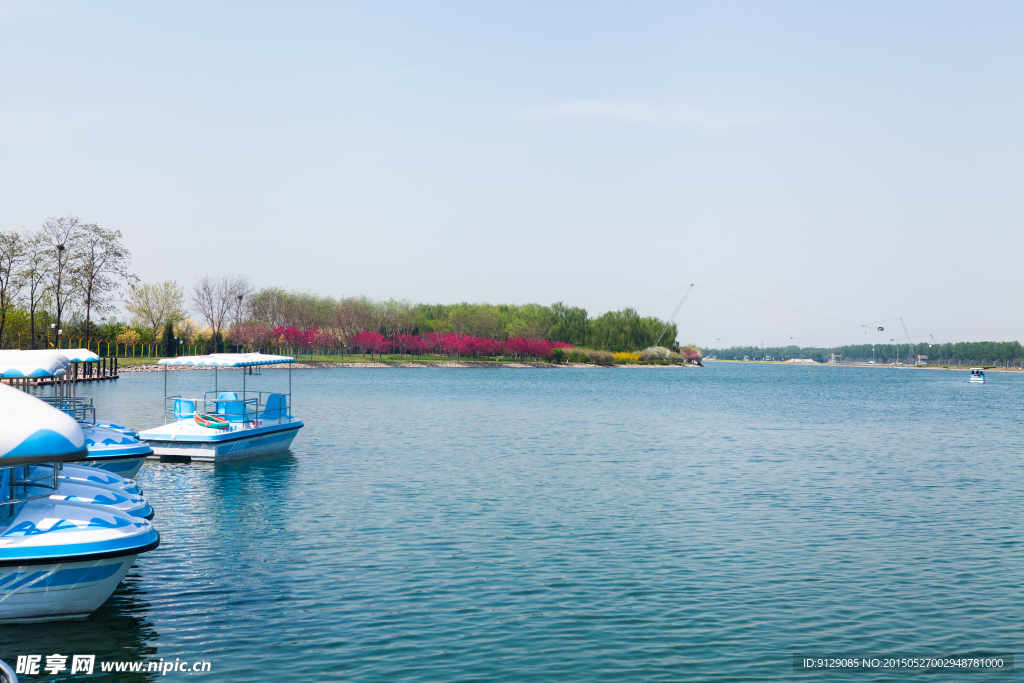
[0,383,87,465]
[0,350,68,378]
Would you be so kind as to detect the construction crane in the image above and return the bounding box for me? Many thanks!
[653,284,695,348]
[900,318,919,365]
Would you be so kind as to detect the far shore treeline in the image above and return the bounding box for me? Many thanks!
[704,341,1024,366]
[3,215,1021,366]
[0,216,691,360]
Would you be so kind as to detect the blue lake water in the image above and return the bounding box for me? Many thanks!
[3,363,1022,681]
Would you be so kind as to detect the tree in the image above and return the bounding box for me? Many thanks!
[229,275,253,328]
[160,321,176,357]
[18,231,50,349]
[548,302,589,346]
[174,318,199,345]
[191,274,248,353]
[0,231,23,347]
[115,326,141,348]
[125,280,186,347]
[41,215,84,348]
[76,222,135,343]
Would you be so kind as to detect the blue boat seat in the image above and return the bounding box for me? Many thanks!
[173,399,196,419]
[215,392,238,415]
[260,393,287,420]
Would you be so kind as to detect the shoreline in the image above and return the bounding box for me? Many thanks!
[117,361,703,372]
[705,360,1023,372]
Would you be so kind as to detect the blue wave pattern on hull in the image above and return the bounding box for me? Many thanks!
[220,429,296,455]
[2,515,133,537]
[0,562,123,590]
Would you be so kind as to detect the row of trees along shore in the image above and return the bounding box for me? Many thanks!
[0,219,694,360]
[703,341,1024,366]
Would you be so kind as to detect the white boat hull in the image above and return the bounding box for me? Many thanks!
[0,555,136,623]
[145,426,299,462]
[79,457,146,479]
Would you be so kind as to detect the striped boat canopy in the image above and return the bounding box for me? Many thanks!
[0,383,86,464]
[54,348,102,363]
[158,353,296,367]
[0,350,68,378]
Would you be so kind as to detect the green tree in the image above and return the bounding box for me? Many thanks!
[76,222,135,343]
[160,320,176,357]
[548,302,589,346]
[126,280,186,346]
[0,230,22,347]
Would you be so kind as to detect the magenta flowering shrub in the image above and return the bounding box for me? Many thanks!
[269,324,573,361]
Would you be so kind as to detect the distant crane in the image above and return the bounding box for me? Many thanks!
[900,318,920,365]
[653,284,695,348]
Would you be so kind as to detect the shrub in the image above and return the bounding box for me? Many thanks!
[640,346,670,361]
[614,351,641,362]
[550,348,567,364]
[567,350,589,363]
[584,349,615,366]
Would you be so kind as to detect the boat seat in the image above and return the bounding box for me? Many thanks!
[173,399,196,419]
[260,393,287,420]
[215,392,238,415]
[220,399,247,423]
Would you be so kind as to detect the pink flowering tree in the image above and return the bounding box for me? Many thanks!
[352,330,386,360]
[227,323,275,352]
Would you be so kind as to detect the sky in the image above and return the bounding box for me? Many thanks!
[1,1,1022,348]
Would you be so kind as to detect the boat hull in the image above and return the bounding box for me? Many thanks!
[144,425,300,462]
[79,456,146,479]
[0,555,137,623]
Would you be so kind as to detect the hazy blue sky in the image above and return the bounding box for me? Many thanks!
[2,2,1022,347]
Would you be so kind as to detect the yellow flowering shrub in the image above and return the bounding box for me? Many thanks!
[614,352,641,362]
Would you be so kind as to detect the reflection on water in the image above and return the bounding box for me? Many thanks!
[0,573,160,682]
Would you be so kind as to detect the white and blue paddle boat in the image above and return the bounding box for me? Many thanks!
[969,367,986,384]
[0,384,159,623]
[138,353,303,462]
[0,350,151,478]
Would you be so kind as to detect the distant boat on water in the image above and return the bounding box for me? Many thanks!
[969,368,985,384]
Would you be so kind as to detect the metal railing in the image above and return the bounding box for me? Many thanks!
[38,395,97,425]
[163,391,291,427]
[2,464,59,506]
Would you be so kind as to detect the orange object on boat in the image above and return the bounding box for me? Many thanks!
[195,413,230,430]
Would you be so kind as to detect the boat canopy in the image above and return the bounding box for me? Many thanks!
[54,348,102,363]
[0,350,68,378]
[0,383,86,464]
[158,352,296,367]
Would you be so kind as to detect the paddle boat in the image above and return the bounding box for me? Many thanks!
[0,384,159,623]
[138,353,303,462]
[0,350,151,478]
[969,367,986,384]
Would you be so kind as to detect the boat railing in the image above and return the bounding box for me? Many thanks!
[3,464,59,506]
[164,391,291,426]
[38,395,97,425]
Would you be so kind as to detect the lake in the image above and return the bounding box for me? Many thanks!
[3,363,1021,680]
